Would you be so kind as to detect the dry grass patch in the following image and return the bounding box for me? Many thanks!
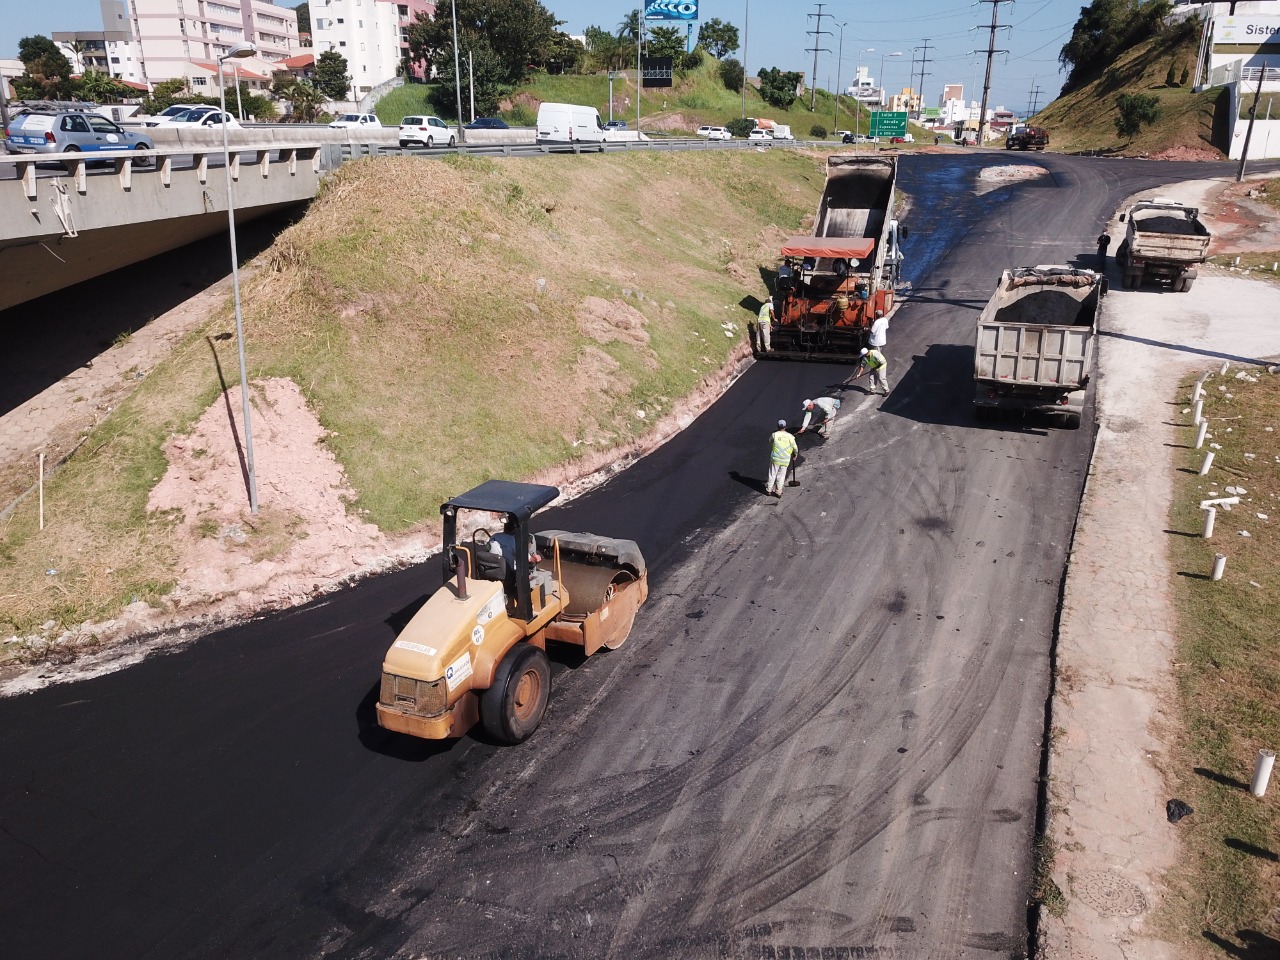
[1159,366,1280,956]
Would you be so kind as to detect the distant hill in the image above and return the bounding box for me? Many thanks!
[1032,16,1224,158]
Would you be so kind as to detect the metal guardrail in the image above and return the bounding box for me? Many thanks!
[0,143,323,201]
[335,136,820,161]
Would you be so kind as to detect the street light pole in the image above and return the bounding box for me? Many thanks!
[218,41,259,515]
[833,22,847,133]
[741,0,749,119]
[451,0,466,142]
[854,48,873,149]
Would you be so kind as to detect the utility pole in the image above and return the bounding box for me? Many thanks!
[975,0,1012,145]
[741,0,749,118]
[912,39,932,120]
[1236,66,1267,182]
[1026,82,1042,120]
[806,3,831,111]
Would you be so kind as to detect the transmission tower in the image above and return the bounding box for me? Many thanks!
[974,0,1012,144]
[911,39,932,120]
[1026,82,1042,119]
[806,3,832,111]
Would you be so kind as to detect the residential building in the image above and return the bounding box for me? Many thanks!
[311,0,433,98]
[53,1,146,84]
[846,66,883,107]
[127,0,301,86]
[940,83,963,105]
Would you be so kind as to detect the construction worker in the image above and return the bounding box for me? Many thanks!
[858,346,889,395]
[766,420,798,498]
[1096,232,1111,268]
[799,397,841,435]
[869,310,889,353]
[756,296,774,352]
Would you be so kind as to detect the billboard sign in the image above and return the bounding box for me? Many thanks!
[645,1,698,21]
[869,111,908,137]
[1213,16,1280,45]
[642,56,674,87]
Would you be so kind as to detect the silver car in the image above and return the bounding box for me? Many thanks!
[5,110,155,163]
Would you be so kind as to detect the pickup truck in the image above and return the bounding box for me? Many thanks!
[1005,126,1048,150]
[973,266,1104,428]
[1114,198,1210,292]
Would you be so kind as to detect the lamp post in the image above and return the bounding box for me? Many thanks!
[854,47,873,148]
[218,40,259,514]
[879,50,902,108]
[741,0,749,119]
[832,22,848,133]
[608,70,616,122]
[450,0,466,142]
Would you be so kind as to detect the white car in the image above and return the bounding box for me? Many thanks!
[747,128,773,141]
[143,104,216,127]
[398,115,456,147]
[165,109,242,129]
[696,125,715,137]
[330,113,383,130]
[706,126,732,141]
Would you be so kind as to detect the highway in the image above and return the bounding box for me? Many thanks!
[0,153,1232,960]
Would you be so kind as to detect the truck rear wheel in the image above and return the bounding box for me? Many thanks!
[481,643,551,744]
[1176,276,1195,293]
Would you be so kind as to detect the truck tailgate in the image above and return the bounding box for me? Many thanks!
[1132,233,1209,261]
[975,322,1092,389]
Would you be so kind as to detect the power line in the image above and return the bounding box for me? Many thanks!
[806,3,832,111]
[974,0,1013,144]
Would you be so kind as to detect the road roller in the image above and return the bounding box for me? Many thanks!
[376,480,648,744]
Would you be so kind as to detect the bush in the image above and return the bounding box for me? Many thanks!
[726,117,754,139]
[810,124,828,139]
[507,102,536,125]
[1115,92,1161,140]
[719,58,744,94]
[680,48,704,72]
[1165,61,1177,87]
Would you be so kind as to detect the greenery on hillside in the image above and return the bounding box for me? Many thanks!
[1035,13,1220,156]
[0,151,824,642]
[1058,0,1174,94]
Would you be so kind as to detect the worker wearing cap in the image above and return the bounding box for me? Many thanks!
[859,346,889,396]
[756,297,774,353]
[799,397,841,435]
[766,420,798,498]
[869,310,889,352]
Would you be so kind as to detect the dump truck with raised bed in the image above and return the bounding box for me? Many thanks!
[1114,198,1210,292]
[757,155,906,361]
[973,266,1105,428]
[376,481,648,744]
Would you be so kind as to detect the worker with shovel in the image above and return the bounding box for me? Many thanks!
[766,420,798,498]
[853,346,890,396]
[799,397,841,435]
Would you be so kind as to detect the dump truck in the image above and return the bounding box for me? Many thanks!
[1005,125,1048,150]
[376,481,648,744]
[973,266,1105,428]
[1114,198,1210,292]
[758,155,906,360]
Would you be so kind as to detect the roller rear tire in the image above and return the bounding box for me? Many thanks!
[480,643,550,744]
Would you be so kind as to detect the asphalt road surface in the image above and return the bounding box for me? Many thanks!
[0,154,1238,960]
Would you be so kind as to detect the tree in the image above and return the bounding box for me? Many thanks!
[293,2,311,36]
[77,69,127,104]
[1114,92,1160,141]
[697,18,739,59]
[757,66,802,109]
[719,57,744,93]
[648,26,684,60]
[1180,64,1190,86]
[582,25,626,71]
[617,9,640,43]
[726,117,754,138]
[406,0,565,89]
[15,35,75,100]
[810,124,828,139]
[1165,60,1177,87]
[315,50,351,100]
[272,72,324,121]
[18,36,69,70]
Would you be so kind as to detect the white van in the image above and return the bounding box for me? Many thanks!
[536,102,606,150]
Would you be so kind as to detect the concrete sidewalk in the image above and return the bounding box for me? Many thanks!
[1039,178,1280,959]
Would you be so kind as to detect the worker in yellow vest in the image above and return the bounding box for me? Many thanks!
[767,420,798,498]
[756,297,774,353]
[858,346,889,395]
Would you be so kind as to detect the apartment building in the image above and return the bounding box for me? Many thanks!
[311,0,433,97]
[54,1,146,84]
[128,0,301,85]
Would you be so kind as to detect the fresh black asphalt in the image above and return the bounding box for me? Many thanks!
[0,154,1248,960]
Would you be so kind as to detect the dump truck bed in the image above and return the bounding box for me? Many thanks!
[1128,206,1210,264]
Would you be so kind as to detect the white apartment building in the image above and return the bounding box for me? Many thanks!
[54,1,146,84]
[311,0,433,97]
[127,0,301,85]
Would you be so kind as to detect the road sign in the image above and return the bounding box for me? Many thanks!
[869,112,908,138]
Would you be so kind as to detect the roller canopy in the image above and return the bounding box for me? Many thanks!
[443,480,559,522]
[780,237,875,259]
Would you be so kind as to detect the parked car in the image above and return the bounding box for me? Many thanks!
[465,117,509,130]
[890,136,906,144]
[603,119,629,131]
[398,115,456,147]
[143,104,215,127]
[706,127,732,140]
[747,128,773,141]
[4,110,155,162]
[330,113,383,129]
[165,109,242,129]
[696,125,715,137]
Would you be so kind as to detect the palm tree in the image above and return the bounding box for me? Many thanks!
[616,10,640,43]
[279,78,324,122]
[79,69,121,104]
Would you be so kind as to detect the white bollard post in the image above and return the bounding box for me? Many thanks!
[1203,506,1216,538]
[1195,420,1209,449]
[1193,399,1204,424]
[1212,554,1227,581]
[1200,451,1215,475]
[1220,361,1230,375]
[1251,750,1276,797]
[1191,383,1203,404]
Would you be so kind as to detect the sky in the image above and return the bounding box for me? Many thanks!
[3,0,1088,113]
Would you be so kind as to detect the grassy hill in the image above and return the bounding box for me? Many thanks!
[1032,18,1223,157]
[377,57,929,141]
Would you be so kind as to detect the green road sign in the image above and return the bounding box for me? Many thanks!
[869,111,908,138]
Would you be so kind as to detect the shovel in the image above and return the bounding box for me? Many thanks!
[787,454,801,486]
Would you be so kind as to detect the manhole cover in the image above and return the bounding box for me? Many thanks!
[1074,871,1148,917]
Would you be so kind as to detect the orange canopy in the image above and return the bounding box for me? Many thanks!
[780,237,875,259]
